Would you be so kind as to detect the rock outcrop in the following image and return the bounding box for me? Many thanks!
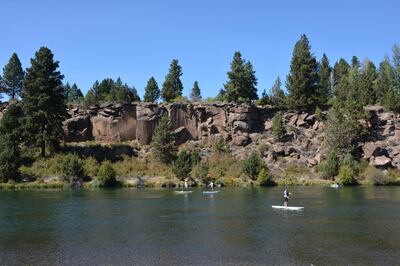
[1,101,400,171]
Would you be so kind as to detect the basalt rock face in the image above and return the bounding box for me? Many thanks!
[2,101,400,170]
[61,102,273,146]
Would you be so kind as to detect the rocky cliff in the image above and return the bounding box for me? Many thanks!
[1,101,400,172]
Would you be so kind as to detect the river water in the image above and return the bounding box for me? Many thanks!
[0,187,399,265]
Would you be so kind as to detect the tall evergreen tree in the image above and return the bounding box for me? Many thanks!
[224,51,258,102]
[190,81,202,101]
[286,34,319,110]
[318,54,332,106]
[151,113,176,164]
[21,47,67,157]
[376,57,395,103]
[2,53,24,99]
[359,60,377,105]
[333,59,350,101]
[68,83,84,102]
[161,59,183,102]
[143,77,160,102]
[63,82,71,100]
[270,77,286,108]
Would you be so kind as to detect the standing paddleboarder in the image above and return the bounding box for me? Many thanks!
[283,187,292,207]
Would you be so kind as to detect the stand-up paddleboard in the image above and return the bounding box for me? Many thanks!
[203,191,220,194]
[174,190,193,194]
[272,206,304,211]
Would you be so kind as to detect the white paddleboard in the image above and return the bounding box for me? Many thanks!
[174,190,193,194]
[272,206,304,211]
[203,191,220,194]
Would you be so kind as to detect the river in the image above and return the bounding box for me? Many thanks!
[0,187,399,265]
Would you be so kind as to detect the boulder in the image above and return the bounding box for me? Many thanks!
[174,127,191,145]
[363,142,385,159]
[373,155,392,167]
[232,135,250,146]
[264,120,272,131]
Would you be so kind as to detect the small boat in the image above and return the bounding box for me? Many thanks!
[330,184,340,188]
[174,190,193,194]
[272,206,304,211]
[203,190,220,194]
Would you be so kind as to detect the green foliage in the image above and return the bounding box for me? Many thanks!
[84,78,140,105]
[224,51,258,103]
[172,150,194,180]
[0,134,20,182]
[68,83,84,103]
[257,168,275,186]
[325,104,360,155]
[242,152,264,180]
[1,53,24,99]
[60,154,84,183]
[161,59,183,102]
[97,161,117,187]
[286,34,319,110]
[338,165,358,185]
[151,114,176,164]
[269,77,286,108]
[362,166,384,185]
[190,81,202,101]
[376,57,395,103]
[21,47,67,157]
[359,60,377,105]
[271,112,285,140]
[212,136,229,153]
[315,106,323,121]
[191,162,210,183]
[321,150,339,179]
[317,53,332,106]
[385,169,400,185]
[143,77,160,103]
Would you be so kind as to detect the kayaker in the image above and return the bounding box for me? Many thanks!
[184,179,189,189]
[208,181,214,190]
[283,187,292,207]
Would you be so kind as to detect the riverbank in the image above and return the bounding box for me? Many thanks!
[1,176,399,190]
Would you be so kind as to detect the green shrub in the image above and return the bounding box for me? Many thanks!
[97,161,118,187]
[0,135,20,182]
[83,157,100,178]
[385,169,400,185]
[315,106,323,121]
[191,162,210,183]
[257,168,275,186]
[271,112,285,140]
[242,152,264,180]
[212,136,229,153]
[321,150,339,179]
[60,154,84,183]
[338,165,358,185]
[362,166,384,185]
[172,150,193,180]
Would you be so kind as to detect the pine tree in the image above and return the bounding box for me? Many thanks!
[318,54,332,106]
[270,77,286,108]
[63,82,71,100]
[271,112,285,140]
[161,59,183,102]
[21,47,67,157]
[143,77,160,102]
[333,59,350,102]
[376,57,395,103]
[2,53,24,99]
[151,113,176,164]
[0,104,23,182]
[68,83,84,102]
[286,34,319,110]
[190,81,201,101]
[359,60,377,105]
[224,51,258,103]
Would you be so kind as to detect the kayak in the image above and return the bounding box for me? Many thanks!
[330,184,340,188]
[272,206,304,211]
[174,190,193,194]
[203,191,220,194]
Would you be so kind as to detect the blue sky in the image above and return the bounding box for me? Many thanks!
[1,0,399,98]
